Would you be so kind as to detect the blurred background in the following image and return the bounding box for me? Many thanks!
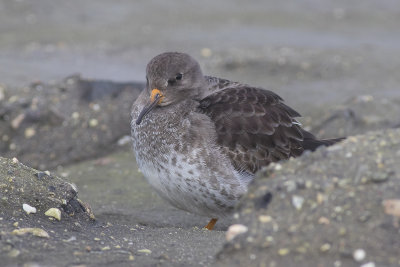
[1,1,400,265]
[1,0,399,113]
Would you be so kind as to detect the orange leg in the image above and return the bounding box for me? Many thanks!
[204,218,218,230]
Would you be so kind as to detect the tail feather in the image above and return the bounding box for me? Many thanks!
[301,137,345,152]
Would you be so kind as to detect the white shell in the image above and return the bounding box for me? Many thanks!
[226,224,248,241]
[23,203,37,214]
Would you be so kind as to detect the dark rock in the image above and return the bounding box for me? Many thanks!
[305,95,400,139]
[0,157,93,220]
[0,75,144,169]
[217,129,400,267]
[78,78,143,102]
[254,192,273,210]
[34,172,48,179]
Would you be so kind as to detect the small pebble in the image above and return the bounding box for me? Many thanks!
[295,246,307,254]
[358,212,371,223]
[8,95,18,103]
[226,224,248,241]
[334,260,342,267]
[66,77,75,85]
[138,249,152,254]
[305,180,313,188]
[24,127,36,138]
[71,112,80,119]
[73,251,83,256]
[353,249,366,262]
[334,206,343,213]
[34,172,47,179]
[318,217,330,225]
[69,182,78,193]
[64,236,76,242]
[278,248,290,256]
[11,113,25,129]
[338,227,347,236]
[274,163,282,171]
[2,134,9,141]
[383,199,400,217]
[320,243,331,252]
[246,236,254,243]
[357,95,373,102]
[101,246,111,251]
[0,85,5,101]
[327,144,343,152]
[23,203,37,214]
[266,236,274,242]
[361,262,375,267]
[9,143,16,150]
[12,228,49,238]
[89,119,98,127]
[292,195,304,210]
[200,48,212,58]
[284,180,297,192]
[371,171,390,183]
[7,249,20,258]
[91,103,100,111]
[45,208,61,221]
[258,215,272,223]
[117,135,132,146]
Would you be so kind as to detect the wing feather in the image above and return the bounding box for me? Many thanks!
[198,82,307,174]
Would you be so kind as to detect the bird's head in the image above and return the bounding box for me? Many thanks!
[136,52,205,125]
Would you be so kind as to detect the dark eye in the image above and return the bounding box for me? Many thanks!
[167,73,183,85]
[175,73,183,80]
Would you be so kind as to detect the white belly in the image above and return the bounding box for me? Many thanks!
[134,146,248,218]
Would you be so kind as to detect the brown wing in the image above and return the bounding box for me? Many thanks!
[198,85,308,174]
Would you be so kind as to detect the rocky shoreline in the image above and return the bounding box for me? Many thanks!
[217,129,400,267]
[0,75,143,170]
[1,76,400,266]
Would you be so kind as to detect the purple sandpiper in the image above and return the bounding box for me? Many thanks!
[131,52,343,230]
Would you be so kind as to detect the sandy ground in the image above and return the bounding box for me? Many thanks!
[1,0,400,266]
[0,153,228,267]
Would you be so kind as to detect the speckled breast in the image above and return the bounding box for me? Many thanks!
[130,104,246,218]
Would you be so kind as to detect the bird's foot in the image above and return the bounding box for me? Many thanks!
[204,218,218,230]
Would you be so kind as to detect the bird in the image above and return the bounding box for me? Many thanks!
[131,52,343,230]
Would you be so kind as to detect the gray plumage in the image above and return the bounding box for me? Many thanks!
[131,52,342,219]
